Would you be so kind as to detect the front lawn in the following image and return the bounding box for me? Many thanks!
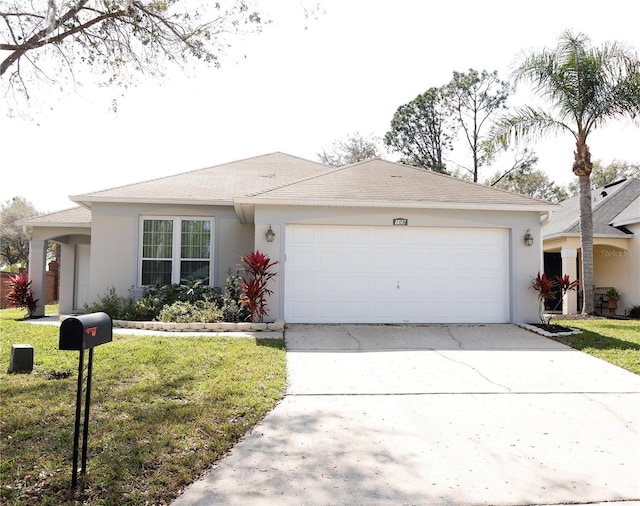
[0,309,286,505]
[549,319,640,375]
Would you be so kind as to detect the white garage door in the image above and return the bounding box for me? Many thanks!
[284,225,510,323]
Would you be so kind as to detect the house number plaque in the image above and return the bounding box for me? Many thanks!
[393,218,408,226]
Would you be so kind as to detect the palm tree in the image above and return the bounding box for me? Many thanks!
[493,30,640,314]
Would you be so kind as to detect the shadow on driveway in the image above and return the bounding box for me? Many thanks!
[173,324,640,506]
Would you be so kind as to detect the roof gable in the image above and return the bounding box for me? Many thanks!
[70,152,329,206]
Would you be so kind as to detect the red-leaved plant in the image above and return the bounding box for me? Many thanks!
[4,273,39,316]
[239,250,279,323]
[530,272,579,324]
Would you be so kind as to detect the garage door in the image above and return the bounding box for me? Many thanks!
[284,225,510,323]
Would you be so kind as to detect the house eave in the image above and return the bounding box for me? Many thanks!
[234,197,556,213]
[70,195,233,207]
[610,218,640,228]
[543,231,634,241]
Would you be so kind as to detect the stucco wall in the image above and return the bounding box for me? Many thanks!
[594,226,640,313]
[88,202,252,305]
[254,205,543,324]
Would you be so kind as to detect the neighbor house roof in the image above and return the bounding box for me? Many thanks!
[238,158,555,210]
[542,178,640,239]
[69,152,329,207]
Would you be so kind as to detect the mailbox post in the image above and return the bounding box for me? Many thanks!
[59,312,112,489]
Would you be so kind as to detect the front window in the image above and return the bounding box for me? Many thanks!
[140,217,213,286]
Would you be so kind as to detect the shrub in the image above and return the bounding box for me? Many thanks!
[628,305,640,319]
[88,275,238,322]
[85,286,139,320]
[221,270,249,322]
[157,300,223,323]
[4,273,39,315]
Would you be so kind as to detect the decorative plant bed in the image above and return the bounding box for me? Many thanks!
[517,322,582,337]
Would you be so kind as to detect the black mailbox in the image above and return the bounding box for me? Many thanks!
[59,312,113,351]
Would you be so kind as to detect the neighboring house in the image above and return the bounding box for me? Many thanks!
[542,178,640,315]
[21,152,554,324]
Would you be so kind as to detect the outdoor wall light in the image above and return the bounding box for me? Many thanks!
[524,229,534,247]
[265,225,276,243]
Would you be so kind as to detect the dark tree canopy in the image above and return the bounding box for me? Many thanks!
[384,87,453,172]
[487,167,569,203]
[0,196,39,267]
[0,0,267,102]
[318,132,382,167]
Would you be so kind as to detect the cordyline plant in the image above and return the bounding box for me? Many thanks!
[239,250,278,323]
[4,273,39,316]
[530,272,579,324]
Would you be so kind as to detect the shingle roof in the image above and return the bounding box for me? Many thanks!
[70,152,328,205]
[17,206,91,227]
[542,178,640,238]
[243,158,554,210]
[29,153,557,229]
[612,194,640,226]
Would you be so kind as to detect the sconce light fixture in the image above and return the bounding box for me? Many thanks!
[265,224,276,243]
[524,229,534,247]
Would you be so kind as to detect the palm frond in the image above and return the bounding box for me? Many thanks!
[490,106,572,148]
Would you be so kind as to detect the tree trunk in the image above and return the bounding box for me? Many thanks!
[573,139,594,314]
[577,174,594,314]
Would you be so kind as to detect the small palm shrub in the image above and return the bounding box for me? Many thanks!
[530,272,579,324]
[239,250,278,323]
[4,273,39,316]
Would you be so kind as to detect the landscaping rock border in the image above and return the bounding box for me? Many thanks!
[111,319,286,332]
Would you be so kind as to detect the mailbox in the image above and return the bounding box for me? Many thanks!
[59,312,113,351]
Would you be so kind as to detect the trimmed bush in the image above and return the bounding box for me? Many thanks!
[157,301,223,323]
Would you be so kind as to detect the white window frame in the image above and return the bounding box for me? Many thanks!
[138,216,214,287]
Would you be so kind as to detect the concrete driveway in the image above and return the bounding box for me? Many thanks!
[172,324,640,506]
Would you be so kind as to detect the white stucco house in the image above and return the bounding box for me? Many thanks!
[21,152,555,324]
[542,178,640,316]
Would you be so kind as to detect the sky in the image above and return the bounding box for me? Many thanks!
[1,0,639,213]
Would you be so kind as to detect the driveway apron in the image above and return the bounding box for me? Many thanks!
[172,324,640,505]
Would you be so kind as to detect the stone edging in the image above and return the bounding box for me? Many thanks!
[516,322,582,338]
[111,319,286,332]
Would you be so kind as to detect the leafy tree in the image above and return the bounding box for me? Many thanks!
[0,196,39,268]
[0,0,267,102]
[446,69,509,182]
[318,132,382,167]
[567,159,640,195]
[384,87,453,172]
[492,30,640,314]
[487,166,569,203]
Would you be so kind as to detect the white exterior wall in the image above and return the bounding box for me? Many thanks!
[254,205,542,324]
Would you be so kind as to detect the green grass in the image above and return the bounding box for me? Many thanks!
[0,308,286,505]
[550,319,640,375]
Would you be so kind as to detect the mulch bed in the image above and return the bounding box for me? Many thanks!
[527,323,577,334]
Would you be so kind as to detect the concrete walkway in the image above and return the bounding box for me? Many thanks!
[171,323,640,505]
